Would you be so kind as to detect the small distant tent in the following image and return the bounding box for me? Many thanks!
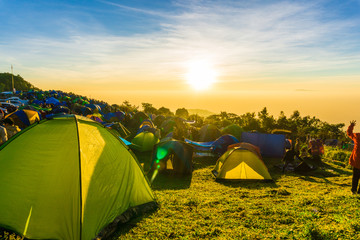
[137,125,157,135]
[32,99,44,105]
[85,104,101,113]
[137,119,157,135]
[80,107,93,116]
[221,124,244,141]
[241,132,286,158]
[212,134,239,155]
[139,119,155,129]
[103,112,125,123]
[52,106,71,114]
[151,140,193,174]
[5,109,41,129]
[128,112,149,129]
[104,122,131,138]
[160,118,176,136]
[212,143,272,181]
[130,131,159,152]
[153,115,166,127]
[0,115,157,240]
[198,124,221,142]
[45,97,61,106]
[86,114,104,123]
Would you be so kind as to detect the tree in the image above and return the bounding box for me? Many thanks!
[276,111,289,130]
[142,102,157,115]
[158,107,173,116]
[111,104,121,112]
[0,83,5,92]
[258,107,275,133]
[119,100,138,113]
[318,122,345,140]
[239,112,260,131]
[175,108,189,119]
[188,114,203,126]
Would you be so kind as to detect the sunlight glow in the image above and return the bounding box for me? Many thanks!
[185,60,217,91]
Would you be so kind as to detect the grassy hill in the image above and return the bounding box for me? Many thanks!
[188,109,216,118]
[0,72,38,92]
[112,151,358,240]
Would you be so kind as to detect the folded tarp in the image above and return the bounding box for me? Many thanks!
[120,137,132,146]
[185,134,239,155]
[185,139,213,148]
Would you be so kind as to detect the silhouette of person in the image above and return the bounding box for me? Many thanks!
[347,120,360,194]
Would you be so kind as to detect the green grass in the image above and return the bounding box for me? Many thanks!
[2,149,358,240]
[113,155,360,240]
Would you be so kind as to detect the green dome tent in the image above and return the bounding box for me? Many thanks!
[130,131,159,152]
[0,115,157,240]
[212,143,272,181]
[160,118,176,136]
[221,124,244,141]
[104,122,131,138]
[151,140,194,175]
[198,124,221,142]
[128,112,149,130]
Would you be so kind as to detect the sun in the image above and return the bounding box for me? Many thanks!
[185,60,217,91]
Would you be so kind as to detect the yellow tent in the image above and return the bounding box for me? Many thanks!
[212,143,272,181]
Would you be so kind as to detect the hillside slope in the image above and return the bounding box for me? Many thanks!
[0,72,38,92]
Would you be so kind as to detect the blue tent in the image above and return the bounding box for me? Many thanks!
[211,134,239,155]
[45,97,61,106]
[241,132,286,158]
[103,112,125,122]
[32,100,44,105]
[137,125,157,135]
[85,104,102,112]
[52,106,70,114]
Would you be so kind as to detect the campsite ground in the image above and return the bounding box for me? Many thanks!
[1,149,358,240]
[113,152,360,240]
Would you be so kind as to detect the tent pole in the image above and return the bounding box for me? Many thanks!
[74,116,83,240]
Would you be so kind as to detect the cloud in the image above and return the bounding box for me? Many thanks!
[98,0,171,18]
[1,0,360,90]
[164,1,360,76]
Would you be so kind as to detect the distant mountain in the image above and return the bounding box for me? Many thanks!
[0,72,38,92]
[188,109,216,117]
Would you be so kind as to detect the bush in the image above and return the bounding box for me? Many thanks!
[324,147,351,163]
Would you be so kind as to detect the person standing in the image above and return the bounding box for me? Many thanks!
[347,120,360,194]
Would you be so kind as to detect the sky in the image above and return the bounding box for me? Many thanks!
[0,0,360,125]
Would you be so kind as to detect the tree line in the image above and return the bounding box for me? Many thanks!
[111,101,345,142]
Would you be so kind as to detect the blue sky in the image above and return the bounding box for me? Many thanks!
[1,0,360,124]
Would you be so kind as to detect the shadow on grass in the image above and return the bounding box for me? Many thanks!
[271,156,353,187]
[150,170,192,190]
[218,180,278,190]
[192,155,218,170]
[109,209,158,240]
